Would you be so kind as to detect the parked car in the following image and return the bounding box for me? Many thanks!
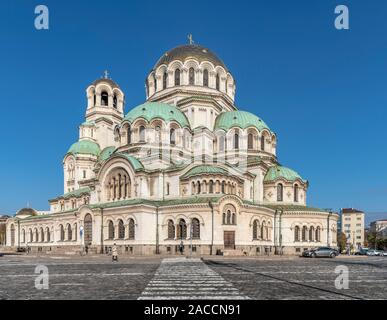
[382,251,387,256]
[355,248,369,255]
[366,249,382,256]
[302,247,339,258]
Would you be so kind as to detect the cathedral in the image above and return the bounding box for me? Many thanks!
[6,41,338,255]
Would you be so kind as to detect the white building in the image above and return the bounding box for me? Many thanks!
[6,42,338,255]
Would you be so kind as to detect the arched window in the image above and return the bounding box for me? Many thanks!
[209,180,214,193]
[294,226,300,242]
[67,224,72,241]
[191,218,200,239]
[108,220,114,240]
[222,213,226,224]
[261,135,265,151]
[153,74,157,91]
[234,132,239,149]
[315,227,321,242]
[221,181,226,194]
[166,183,170,195]
[174,68,180,86]
[216,74,220,90]
[277,184,283,202]
[302,226,308,242]
[177,219,187,239]
[118,220,125,239]
[191,182,195,195]
[203,69,209,87]
[253,220,258,240]
[163,72,168,89]
[139,125,145,142]
[46,227,50,242]
[309,226,315,242]
[167,220,175,239]
[294,184,299,202]
[197,182,201,194]
[101,91,109,106]
[189,68,195,85]
[129,219,135,240]
[21,229,25,243]
[226,210,231,225]
[29,229,33,243]
[248,133,254,150]
[60,225,64,241]
[170,128,176,145]
[232,213,236,225]
[127,125,131,145]
[113,94,117,108]
[261,222,266,240]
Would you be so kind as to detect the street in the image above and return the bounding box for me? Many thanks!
[0,254,386,300]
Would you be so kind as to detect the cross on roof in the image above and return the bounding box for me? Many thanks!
[103,70,110,79]
[188,34,194,45]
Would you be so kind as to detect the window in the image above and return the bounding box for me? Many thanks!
[302,226,307,241]
[167,220,175,239]
[261,135,265,151]
[294,226,300,242]
[21,229,25,243]
[163,72,168,89]
[83,170,86,179]
[108,220,114,240]
[232,213,236,225]
[221,181,226,194]
[170,128,176,145]
[118,220,125,239]
[166,183,170,195]
[294,184,299,202]
[46,227,50,242]
[191,218,200,239]
[153,74,157,91]
[203,69,209,87]
[234,132,239,149]
[209,180,214,193]
[189,68,195,85]
[84,214,93,245]
[139,126,145,142]
[222,213,226,224]
[218,135,225,152]
[216,74,220,90]
[315,227,321,242]
[113,94,117,108]
[60,225,65,241]
[101,91,109,106]
[177,219,187,239]
[253,220,259,239]
[128,219,135,240]
[226,210,231,224]
[248,133,254,150]
[67,224,72,241]
[174,69,180,86]
[277,184,283,202]
[197,182,201,194]
[309,226,315,242]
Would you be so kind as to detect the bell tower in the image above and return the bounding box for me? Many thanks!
[84,72,125,150]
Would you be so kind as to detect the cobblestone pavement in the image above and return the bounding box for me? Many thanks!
[0,254,386,300]
[204,256,387,300]
[139,258,249,300]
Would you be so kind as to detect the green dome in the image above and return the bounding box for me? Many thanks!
[181,165,229,179]
[67,140,100,156]
[124,102,190,128]
[214,111,271,132]
[264,165,306,183]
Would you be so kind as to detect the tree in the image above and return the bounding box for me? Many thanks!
[337,232,347,252]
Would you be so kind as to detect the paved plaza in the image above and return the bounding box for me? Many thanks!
[0,254,386,300]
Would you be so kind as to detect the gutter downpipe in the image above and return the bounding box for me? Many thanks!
[100,208,104,254]
[209,201,214,255]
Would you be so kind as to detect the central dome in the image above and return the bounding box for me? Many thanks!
[154,44,228,71]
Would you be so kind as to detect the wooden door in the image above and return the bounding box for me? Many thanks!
[224,231,235,249]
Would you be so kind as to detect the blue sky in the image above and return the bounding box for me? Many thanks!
[1,0,386,224]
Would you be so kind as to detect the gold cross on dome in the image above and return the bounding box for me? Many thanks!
[188,34,194,45]
[103,70,109,79]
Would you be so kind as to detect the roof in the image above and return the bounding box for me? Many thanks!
[99,146,116,162]
[15,208,38,217]
[153,44,228,71]
[124,102,190,128]
[260,204,328,213]
[264,165,306,183]
[181,165,229,179]
[81,121,95,127]
[67,140,100,157]
[62,187,91,199]
[91,78,120,89]
[214,111,271,132]
[342,208,364,214]
[117,153,145,171]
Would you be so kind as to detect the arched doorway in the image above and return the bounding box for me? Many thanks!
[84,214,92,245]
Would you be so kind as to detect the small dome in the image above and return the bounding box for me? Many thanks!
[214,111,271,132]
[154,44,228,71]
[264,166,306,183]
[16,208,38,217]
[67,140,100,156]
[124,102,190,128]
[91,78,120,89]
[99,146,116,162]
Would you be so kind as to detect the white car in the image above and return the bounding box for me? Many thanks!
[366,250,380,256]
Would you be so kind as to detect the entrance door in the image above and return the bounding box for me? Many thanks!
[224,231,235,249]
[84,214,92,245]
